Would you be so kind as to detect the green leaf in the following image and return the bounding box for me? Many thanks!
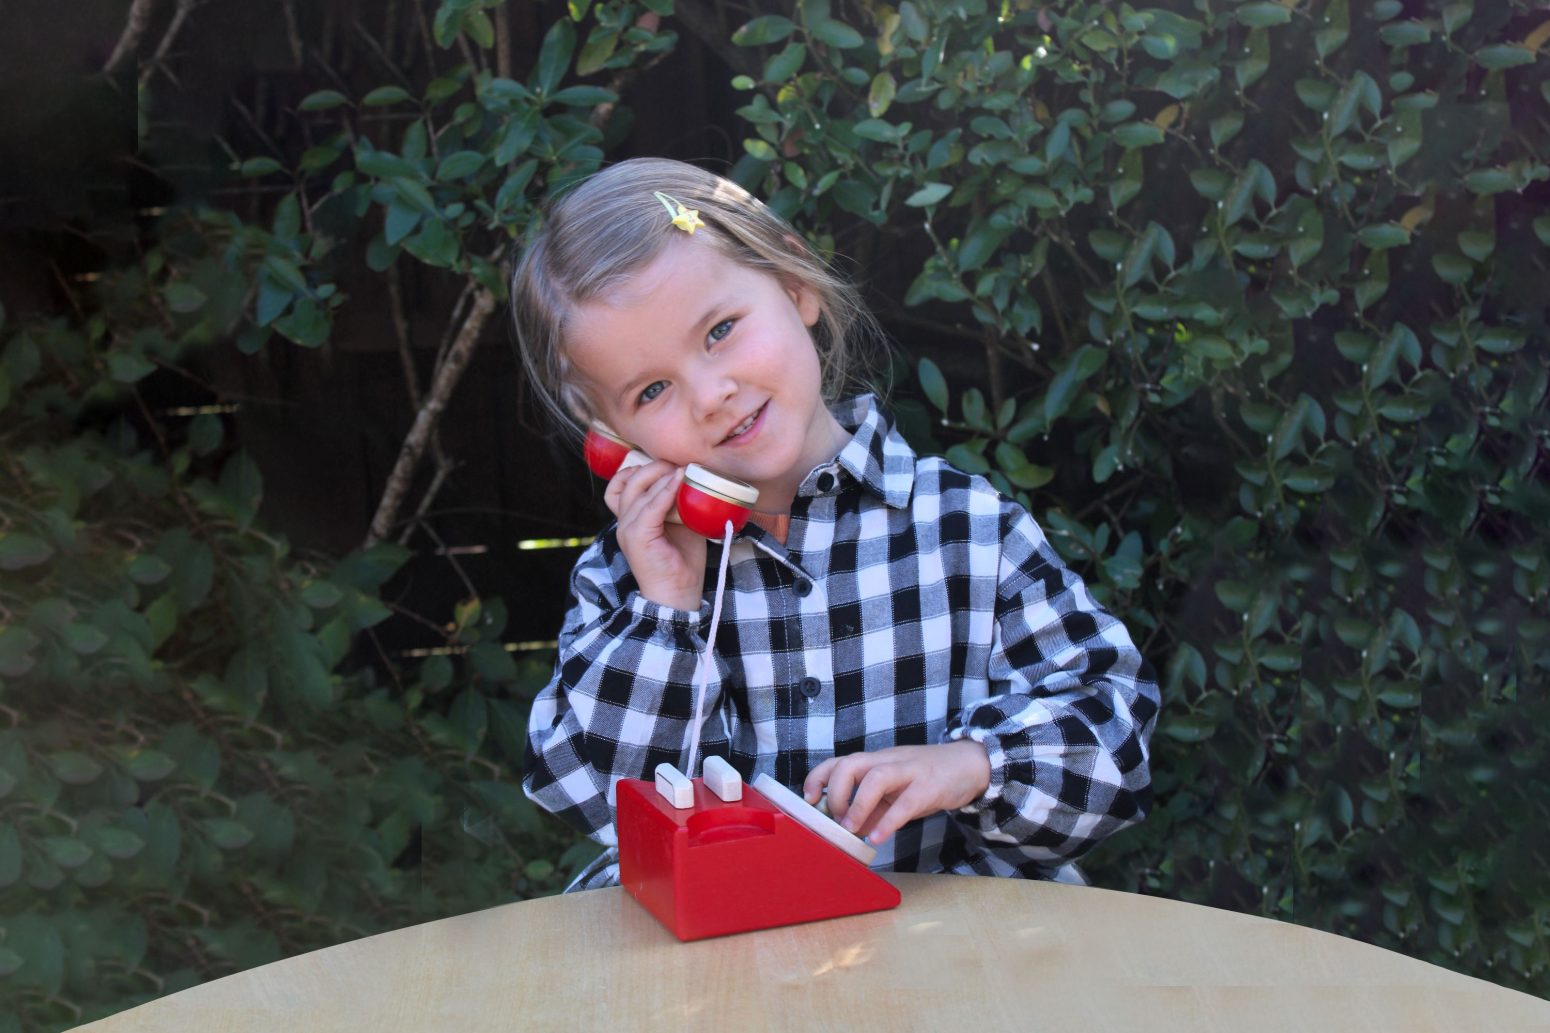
[958,224,1011,273]
[1457,229,1494,261]
[1215,580,1252,612]
[548,85,618,107]
[239,157,283,177]
[733,15,795,46]
[124,749,177,782]
[869,72,897,118]
[765,42,806,82]
[812,19,863,48]
[127,554,173,585]
[0,533,53,571]
[469,641,518,683]
[0,626,40,677]
[44,837,92,869]
[299,90,350,111]
[1379,21,1430,47]
[465,10,495,49]
[436,150,486,180]
[1006,464,1054,489]
[60,622,107,655]
[363,85,413,107]
[107,352,157,383]
[1289,209,1324,269]
[576,28,620,77]
[1475,327,1526,355]
[852,119,905,144]
[203,818,255,851]
[276,296,331,347]
[1431,252,1473,285]
[1475,44,1534,70]
[945,444,989,475]
[218,452,264,531]
[1357,223,1409,249]
[1535,216,1550,247]
[534,18,577,95]
[1237,3,1292,28]
[0,826,21,887]
[918,358,948,413]
[1210,113,1244,149]
[1463,168,1514,195]
[97,827,147,861]
[163,281,208,313]
[1112,122,1165,148]
[50,751,104,785]
[1043,345,1104,425]
[905,182,952,207]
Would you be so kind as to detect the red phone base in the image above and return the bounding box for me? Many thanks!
[616,777,901,941]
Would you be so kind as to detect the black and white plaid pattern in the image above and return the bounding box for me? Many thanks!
[524,395,1160,890]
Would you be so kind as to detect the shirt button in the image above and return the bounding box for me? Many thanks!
[794,579,812,597]
[816,472,836,492]
[799,677,822,699]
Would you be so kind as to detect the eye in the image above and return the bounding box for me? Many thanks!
[707,319,735,346]
[638,380,667,405]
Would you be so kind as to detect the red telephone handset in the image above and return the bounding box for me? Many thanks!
[584,422,759,539]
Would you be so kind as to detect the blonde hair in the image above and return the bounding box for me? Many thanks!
[509,157,880,436]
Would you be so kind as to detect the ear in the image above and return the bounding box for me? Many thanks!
[785,279,823,329]
[777,233,824,329]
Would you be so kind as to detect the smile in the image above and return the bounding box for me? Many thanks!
[720,403,766,444]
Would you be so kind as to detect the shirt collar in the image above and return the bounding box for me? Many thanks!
[828,394,915,509]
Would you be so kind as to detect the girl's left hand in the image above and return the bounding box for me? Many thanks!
[801,740,991,847]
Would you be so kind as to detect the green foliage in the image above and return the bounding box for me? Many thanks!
[0,300,590,1028]
[731,0,1549,993]
[10,0,1548,1025]
[0,0,682,1026]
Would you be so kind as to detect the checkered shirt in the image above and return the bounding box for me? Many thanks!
[523,395,1160,890]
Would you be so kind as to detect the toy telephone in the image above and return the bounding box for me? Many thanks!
[617,757,902,941]
[584,421,759,539]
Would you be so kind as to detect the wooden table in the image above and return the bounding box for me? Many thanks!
[77,874,1548,1032]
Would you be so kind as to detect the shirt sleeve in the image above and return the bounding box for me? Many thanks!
[521,533,720,850]
[945,505,1160,867]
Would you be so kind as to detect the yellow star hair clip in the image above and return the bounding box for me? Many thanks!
[653,191,704,235]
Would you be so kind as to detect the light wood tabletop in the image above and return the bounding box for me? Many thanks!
[76,873,1549,1032]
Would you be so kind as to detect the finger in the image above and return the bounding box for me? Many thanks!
[857,786,931,846]
[622,465,682,527]
[820,756,874,824]
[804,758,838,804]
[841,765,908,835]
[614,461,672,518]
[602,464,638,517]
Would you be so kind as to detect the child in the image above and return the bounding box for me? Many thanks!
[514,157,1159,890]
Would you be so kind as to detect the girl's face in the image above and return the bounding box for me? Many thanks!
[566,237,849,511]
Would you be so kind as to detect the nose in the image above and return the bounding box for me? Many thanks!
[688,362,737,421]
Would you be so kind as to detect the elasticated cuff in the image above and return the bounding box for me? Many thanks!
[626,591,712,647]
[945,724,1010,815]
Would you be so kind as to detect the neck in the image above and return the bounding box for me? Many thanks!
[756,409,850,513]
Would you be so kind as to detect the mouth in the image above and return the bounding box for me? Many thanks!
[719,403,766,445]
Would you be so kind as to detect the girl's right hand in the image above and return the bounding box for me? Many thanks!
[604,460,707,612]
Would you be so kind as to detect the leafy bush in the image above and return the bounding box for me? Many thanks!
[724,0,1549,992]
[5,1,1547,1028]
[0,0,679,1025]
[0,275,591,1029]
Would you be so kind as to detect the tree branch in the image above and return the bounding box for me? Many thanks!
[494,3,512,79]
[104,0,160,75]
[364,285,498,547]
[140,0,204,89]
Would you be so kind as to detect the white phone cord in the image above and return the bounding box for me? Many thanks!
[684,521,734,779]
